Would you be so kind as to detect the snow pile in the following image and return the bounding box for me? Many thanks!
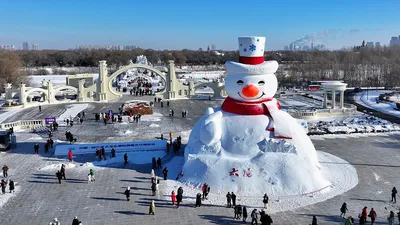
[29,74,99,88]
[39,162,77,171]
[141,112,163,122]
[119,130,133,135]
[56,104,88,123]
[81,151,166,166]
[356,90,400,118]
[160,151,357,211]
[149,124,160,128]
[308,116,400,135]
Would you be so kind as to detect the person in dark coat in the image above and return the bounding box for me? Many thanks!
[340,202,348,217]
[195,193,202,207]
[2,165,8,178]
[9,179,14,193]
[263,193,269,208]
[177,187,183,208]
[111,148,116,158]
[34,143,39,154]
[60,164,66,179]
[124,186,131,201]
[162,167,168,180]
[243,206,248,223]
[311,215,317,225]
[124,153,128,165]
[101,147,106,160]
[56,171,62,184]
[392,187,397,203]
[151,182,157,196]
[152,157,156,170]
[157,157,162,169]
[231,192,237,207]
[72,216,81,225]
[263,214,273,225]
[49,139,54,148]
[226,192,232,208]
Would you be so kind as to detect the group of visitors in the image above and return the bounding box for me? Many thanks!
[1,166,14,194]
[65,131,76,144]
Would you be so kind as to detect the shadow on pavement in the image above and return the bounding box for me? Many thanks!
[199,215,243,224]
[114,210,146,215]
[91,197,122,201]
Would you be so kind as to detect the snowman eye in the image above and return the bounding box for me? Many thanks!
[258,81,265,86]
[237,80,244,85]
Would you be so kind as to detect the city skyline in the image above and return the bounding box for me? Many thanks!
[1,0,400,50]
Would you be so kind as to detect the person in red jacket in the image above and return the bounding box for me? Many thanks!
[362,206,368,221]
[68,150,73,162]
[369,208,377,225]
[171,191,177,205]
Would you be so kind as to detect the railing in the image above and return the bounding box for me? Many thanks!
[0,119,46,131]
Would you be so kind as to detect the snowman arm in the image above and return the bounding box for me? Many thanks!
[263,100,293,139]
[200,107,223,146]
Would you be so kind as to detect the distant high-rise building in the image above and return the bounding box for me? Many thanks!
[207,45,210,51]
[311,42,314,50]
[390,36,399,46]
[366,42,374,47]
[32,44,39,50]
[22,42,29,50]
[375,42,381,48]
[198,47,203,51]
[289,43,294,51]
[210,44,216,51]
[284,46,289,51]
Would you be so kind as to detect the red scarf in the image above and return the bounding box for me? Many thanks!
[221,97,280,116]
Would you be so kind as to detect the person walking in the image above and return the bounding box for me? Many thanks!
[361,206,368,222]
[48,217,60,225]
[162,167,168,180]
[344,216,353,225]
[263,193,269,209]
[152,157,156,170]
[60,164,66,180]
[34,143,39,154]
[2,165,8,178]
[56,171,62,184]
[340,202,348,218]
[243,206,248,223]
[151,182,157,196]
[9,179,14,193]
[87,173,92,184]
[202,183,208,200]
[177,187,183,208]
[251,209,258,225]
[392,187,397,203]
[311,215,317,225]
[157,157,162,169]
[89,169,95,182]
[111,148,116,158]
[149,200,155,215]
[195,193,202,207]
[1,180,6,194]
[388,211,395,225]
[68,150,73,162]
[124,187,131,201]
[171,190,177,205]
[226,192,232,208]
[72,216,81,225]
[151,169,155,179]
[124,153,128,165]
[232,192,237,207]
[369,208,377,225]
[39,105,41,112]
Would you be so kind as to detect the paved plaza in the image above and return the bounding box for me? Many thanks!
[0,97,400,225]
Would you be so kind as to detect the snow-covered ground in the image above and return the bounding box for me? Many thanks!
[0,109,23,123]
[56,104,88,123]
[29,74,99,88]
[308,115,400,135]
[158,151,357,212]
[355,90,400,117]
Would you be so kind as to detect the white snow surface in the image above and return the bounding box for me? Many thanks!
[140,112,163,122]
[29,74,99,88]
[355,90,400,117]
[184,106,329,197]
[56,104,88,122]
[0,109,22,123]
[160,151,357,212]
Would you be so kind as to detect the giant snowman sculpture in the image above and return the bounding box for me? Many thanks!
[183,36,331,196]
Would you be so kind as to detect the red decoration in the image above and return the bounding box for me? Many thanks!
[239,56,265,65]
[221,97,281,116]
[230,168,239,177]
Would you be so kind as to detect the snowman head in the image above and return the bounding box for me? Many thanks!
[223,36,279,102]
[224,68,278,102]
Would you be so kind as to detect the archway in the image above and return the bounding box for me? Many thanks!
[53,86,78,101]
[193,83,216,99]
[108,64,167,97]
[25,88,48,103]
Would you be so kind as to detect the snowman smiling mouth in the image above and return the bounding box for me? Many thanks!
[238,92,265,100]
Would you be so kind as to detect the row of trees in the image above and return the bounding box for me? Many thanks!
[2,46,400,90]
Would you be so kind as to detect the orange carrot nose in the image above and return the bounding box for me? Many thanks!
[241,84,259,98]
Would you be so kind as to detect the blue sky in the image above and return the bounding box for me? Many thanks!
[0,0,399,50]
